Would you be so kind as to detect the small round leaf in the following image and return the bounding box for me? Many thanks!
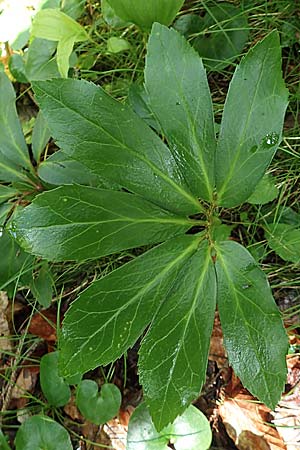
[76,381,121,425]
[40,351,71,407]
[127,403,212,450]
[15,415,72,450]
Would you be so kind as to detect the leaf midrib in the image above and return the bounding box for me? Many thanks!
[36,84,201,211]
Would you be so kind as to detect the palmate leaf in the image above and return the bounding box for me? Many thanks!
[145,24,215,201]
[11,24,289,430]
[215,31,288,207]
[60,235,201,377]
[139,239,216,430]
[32,79,201,215]
[13,185,193,261]
[215,241,288,408]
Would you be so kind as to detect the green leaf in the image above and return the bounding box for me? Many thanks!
[37,151,102,186]
[31,9,88,42]
[15,415,72,450]
[174,4,249,70]
[32,79,201,215]
[127,403,212,450]
[31,262,53,307]
[247,174,279,204]
[61,0,86,19]
[0,231,33,297]
[107,36,130,53]
[8,54,28,83]
[215,241,288,408]
[139,239,216,430]
[127,84,159,131]
[106,0,184,30]
[0,186,18,205]
[102,0,131,28]
[32,111,51,163]
[0,429,11,450]
[0,204,12,227]
[215,31,289,207]
[25,38,61,81]
[31,9,88,77]
[145,24,215,201]
[76,381,121,424]
[266,223,300,264]
[59,235,201,377]
[0,72,31,171]
[40,351,71,406]
[13,185,192,261]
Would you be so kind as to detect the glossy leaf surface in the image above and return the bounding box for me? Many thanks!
[215,241,288,408]
[33,79,201,215]
[127,403,212,450]
[145,24,215,201]
[15,416,72,450]
[13,185,192,261]
[266,224,300,264]
[107,0,184,30]
[76,381,121,424]
[40,351,71,406]
[59,235,201,377]
[139,239,216,430]
[216,31,288,207]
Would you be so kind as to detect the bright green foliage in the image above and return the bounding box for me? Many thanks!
[32,111,51,163]
[127,403,212,450]
[12,25,289,430]
[40,351,71,406]
[15,416,72,450]
[31,9,88,77]
[76,381,121,424]
[107,0,184,30]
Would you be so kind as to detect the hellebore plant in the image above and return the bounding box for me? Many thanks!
[13,24,289,429]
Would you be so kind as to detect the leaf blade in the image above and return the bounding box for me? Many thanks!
[139,239,216,430]
[215,241,288,408]
[145,24,216,201]
[13,185,193,261]
[33,79,201,215]
[215,31,288,207]
[59,235,201,377]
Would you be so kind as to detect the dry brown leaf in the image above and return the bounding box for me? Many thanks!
[0,291,13,359]
[219,379,286,450]
[11,367,38,400]
[104,418,127,450]
[64,394,83,421]
[28,308,57,341]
